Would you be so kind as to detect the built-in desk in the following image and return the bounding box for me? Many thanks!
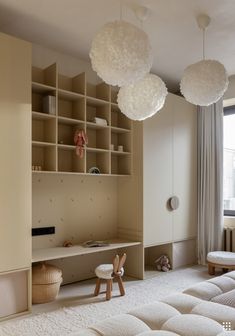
[32,239,141,263]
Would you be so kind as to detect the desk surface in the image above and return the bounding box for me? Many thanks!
[32,239,141,262]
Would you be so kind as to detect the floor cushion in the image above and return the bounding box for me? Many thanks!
[208,275,235,292]
[91,314,150,336]
[129,302,180,330]
[162,314,224,336]
[183,281,223,300]
[160,293,202,314]
[211,289,235,308]
[137,332,180,336]
[191,301,235,328]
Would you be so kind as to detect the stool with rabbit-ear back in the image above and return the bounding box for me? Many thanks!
[94,253,126,300]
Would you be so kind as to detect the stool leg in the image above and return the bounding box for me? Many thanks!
[208,263,215,275]
[117,276,125,296]
[106,279,112,300]
[94,278,101,296]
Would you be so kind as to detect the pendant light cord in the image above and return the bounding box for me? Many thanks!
[202,28,205,60]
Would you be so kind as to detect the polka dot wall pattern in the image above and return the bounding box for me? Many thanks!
[32,175,118,249]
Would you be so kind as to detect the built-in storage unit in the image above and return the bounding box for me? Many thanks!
[32,64,132,176]
[0,32,31,320]
[143,93,197,271]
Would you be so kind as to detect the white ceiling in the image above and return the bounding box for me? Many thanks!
[0,0,235,92]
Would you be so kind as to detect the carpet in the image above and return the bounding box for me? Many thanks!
[0,266,211,336]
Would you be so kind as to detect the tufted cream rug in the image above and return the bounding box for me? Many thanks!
[0,266,211,336]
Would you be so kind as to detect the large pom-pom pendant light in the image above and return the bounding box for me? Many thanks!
[180,59,228,106]
[117,74,168,121]
[180,14,228,106]
[89,20,153,87]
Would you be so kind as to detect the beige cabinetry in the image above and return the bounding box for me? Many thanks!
[143,93,197,261]
[0,33,31,320]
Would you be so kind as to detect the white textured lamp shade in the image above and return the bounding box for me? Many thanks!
[89,20,153,87]
[117,74,168,121]
[180,59,228,106]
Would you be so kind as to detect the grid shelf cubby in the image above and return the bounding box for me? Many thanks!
[31,63,133,176]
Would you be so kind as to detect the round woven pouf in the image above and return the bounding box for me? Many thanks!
[32,263,62,304]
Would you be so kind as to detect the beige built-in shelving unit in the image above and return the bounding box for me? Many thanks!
[32,63,132,176]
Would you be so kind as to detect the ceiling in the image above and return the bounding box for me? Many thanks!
[0,0,235,92]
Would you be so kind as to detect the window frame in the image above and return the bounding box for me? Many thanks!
[224,105,235,217]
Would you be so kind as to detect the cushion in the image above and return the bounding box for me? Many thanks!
[183,282,223,300]
[224,271,235,281]
[95,264,124,279]
[72,330,100,336]
[129,302,180,330]
[207,252,235,266]
[191,301,235,329]
[137,332,180,336]
[162,314,224,336]
[211,289,235,308]
[92,314,150,336]
[160,293,202,314]
[208,276,235,292]
[217,333,235,336]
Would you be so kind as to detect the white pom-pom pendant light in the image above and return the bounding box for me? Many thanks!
[118,74,168,121]
[89,20,153,87]
[180,14,228,106]
[180,59,228,106]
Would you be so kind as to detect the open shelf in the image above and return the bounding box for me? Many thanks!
[58,120,85,146]
[111,131,131,153]
[87,127,109,150]
[32,239,141,263]
[111,153,131,175]
[58,94,85,120]
[86,82,110,102]
[32,143,56,171]
[31,64,132,176]
[86,151,110,174]
[32,63,57,87]
[111,106,131,130]
[32,116,56,143]
[58,72,85,95]
[58,147,85,173]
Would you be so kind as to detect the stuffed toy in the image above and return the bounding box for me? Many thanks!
[155,254,171,272]
[74,129,88,158]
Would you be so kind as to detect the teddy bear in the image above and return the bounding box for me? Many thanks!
[155,255,171,272]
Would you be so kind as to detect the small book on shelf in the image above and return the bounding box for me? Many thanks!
[43,95,56,115]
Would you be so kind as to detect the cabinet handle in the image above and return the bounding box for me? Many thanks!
[168,196,179,210]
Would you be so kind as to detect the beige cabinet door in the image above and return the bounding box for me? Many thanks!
[143,94,175,246]
[172,95,197,241]
[0,33,31,272]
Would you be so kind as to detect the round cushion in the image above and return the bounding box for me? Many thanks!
[207,251,235,266]
[95,264,124,279]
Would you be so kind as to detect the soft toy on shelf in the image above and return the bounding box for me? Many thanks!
[74,129,88,158]
[155,254,171,272]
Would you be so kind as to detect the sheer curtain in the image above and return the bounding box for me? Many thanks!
[197,99,224,265]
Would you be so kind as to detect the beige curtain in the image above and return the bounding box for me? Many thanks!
[197,99,224,265]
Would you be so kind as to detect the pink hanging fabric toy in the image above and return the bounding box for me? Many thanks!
[74,129,88,158]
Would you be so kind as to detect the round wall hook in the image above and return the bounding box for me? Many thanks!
[196,14,211,30]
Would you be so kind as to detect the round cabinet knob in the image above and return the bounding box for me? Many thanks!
[169,196,179,210]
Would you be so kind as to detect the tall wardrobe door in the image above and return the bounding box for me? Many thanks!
[172,95,197,241]
[143,94,174,246]
[0,33,31,273]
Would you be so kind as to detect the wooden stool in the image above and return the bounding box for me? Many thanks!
[207,251,235,275]
[94,253,126,300]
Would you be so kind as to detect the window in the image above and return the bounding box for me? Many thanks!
[224,106,235,216]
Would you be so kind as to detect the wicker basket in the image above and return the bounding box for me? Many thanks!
[32,263,62,304]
